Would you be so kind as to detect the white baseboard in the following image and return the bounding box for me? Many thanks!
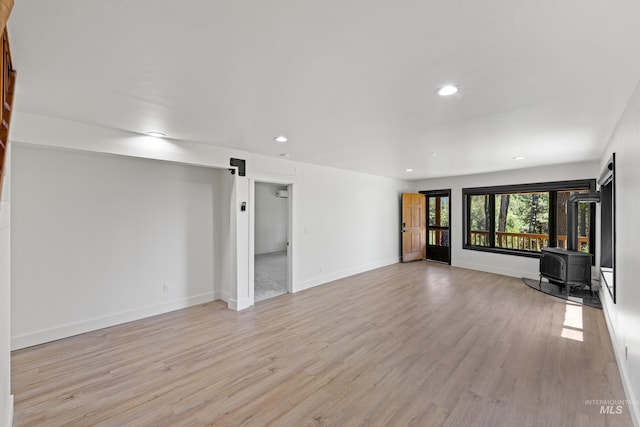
[220,291,253,311]
[220,291,230,303]
[11,292,214,350]
[601,290,640,427]
[452,260,536,279]
[227,297,252,311]
[295,257,400,293]
[3,394,13,427]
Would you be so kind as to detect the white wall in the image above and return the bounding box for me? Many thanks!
[1,145,13,427]
[214,171,234,304]
[227,175,251,310]
[599,78,640,426]
[411,161,599,279]
[9,111,409,334]
[255,182,288,255]
[291,163,407,291]
[11,145,230,349]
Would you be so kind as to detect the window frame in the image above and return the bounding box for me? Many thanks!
[599,154,615,303]
[462,179,596,259]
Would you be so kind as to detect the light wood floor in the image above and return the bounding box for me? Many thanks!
[12,262,632,426]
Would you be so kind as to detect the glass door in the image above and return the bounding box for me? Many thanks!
[424,191,451,264]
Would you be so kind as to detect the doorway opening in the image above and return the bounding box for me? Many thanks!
[254,182,290,302]
[420,190,451,264]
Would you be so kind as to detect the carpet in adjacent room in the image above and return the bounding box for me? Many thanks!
[255,251,287,302]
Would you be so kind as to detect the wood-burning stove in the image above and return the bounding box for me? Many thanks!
[538,190,598,295]
[539,247,592,295]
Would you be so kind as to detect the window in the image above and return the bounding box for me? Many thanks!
[463,179,596,258]
[428,196,449,228]
[599,154,615,302]
[493,191,549,251]
[469,195,490,247]
[428,195,449,245]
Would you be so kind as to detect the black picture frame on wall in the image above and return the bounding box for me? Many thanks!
[599,154,616,303]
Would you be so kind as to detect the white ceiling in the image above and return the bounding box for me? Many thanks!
[8,1,640,180]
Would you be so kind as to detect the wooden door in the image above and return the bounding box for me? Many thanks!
[402,193,426,262]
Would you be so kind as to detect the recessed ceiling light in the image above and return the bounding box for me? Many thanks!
[429,152,438,157]
[437,85,458,96]
[513,156,525,160]
[146,132,166,138]
[279,153,291,158]
[405,168,414,172]
[274,136,288,143]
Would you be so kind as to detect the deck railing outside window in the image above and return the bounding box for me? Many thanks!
[470,230,589,252]
[428,229,449,246]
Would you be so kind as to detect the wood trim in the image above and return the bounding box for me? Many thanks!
[0,0,12,35]
[0,25,15,198]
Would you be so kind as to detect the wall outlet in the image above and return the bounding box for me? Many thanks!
[163,283,169,293]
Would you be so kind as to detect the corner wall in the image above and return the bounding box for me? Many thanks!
[1,144,12,427]
[411,161,599,279]
[8,111,410,344]
[290,162,407,291]
[599,77,640,426]
[10,145,228,349]
[214,170,234,304]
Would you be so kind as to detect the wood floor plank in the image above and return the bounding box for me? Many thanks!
[11,262,632,426]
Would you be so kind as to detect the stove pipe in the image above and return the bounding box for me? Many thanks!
[566,192,599,251]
